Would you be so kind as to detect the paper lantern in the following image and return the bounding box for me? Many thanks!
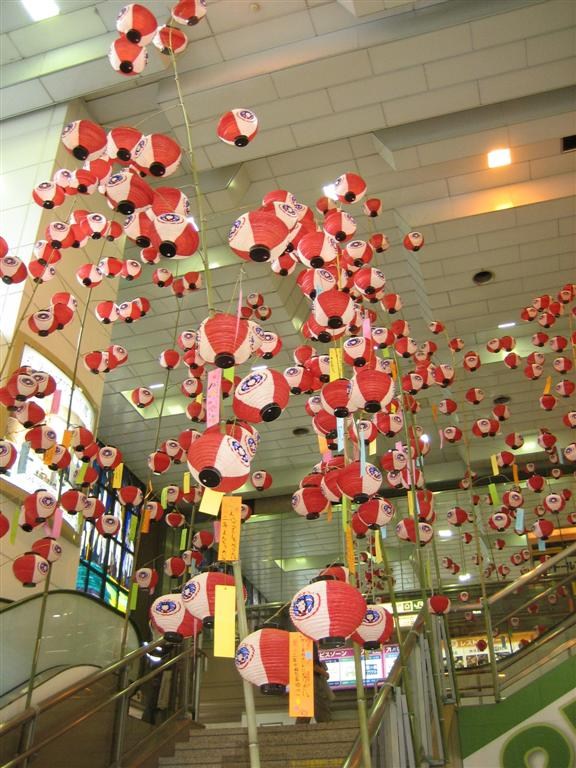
[319,378,354,418]
[352,267,386,298]
[60,490,89,515]
[447,507,468,527]
[11,401,47,428]
[316,564,348,582]
[172,0,208,25]
[94,514,121,538]
[488,512,511,532]
[109,36,148,75]
[428,595,451,615]
[0,255,28,284]
[270,251,298,276]
[198,314,255,369]
[290,581,366,646]
[232,369,290,423]
[182,572,238,627]
[32,181,66,210]
[502,490,523,509]
[337,461,382,504]
[251,470,272,491]
[403,231,424,251]
[532,519,554,540]
[147,213,198,258]
[556,380,575,397]
[228,211,289,263]
[235,629,290,694]
[153,25,188,54]
[333,173,367,204]
[323,210,357,242]
[217,108,259,147]
[356,497,395,529]
[116,486,143,507]
[350,369,394,413]
[291,486,331,520]
[61,120,106,162]
[150,593,202,642]
[351,605,394,649]
[135,567,159,594]
[158,349,180,370]
[543,493,565,513]
[134,134,182,178]
[297,231,339,269]
[363,198,381,217]
[165,512,186,528]
[81,497,105,521]
[396,518,434,546]
[187,432,251,492]
[13,553,50,587]
[19,490,56,531]
[148,451,172,475]
[0,440,17,473]
[116,3,158,45]
[31,537,63,564]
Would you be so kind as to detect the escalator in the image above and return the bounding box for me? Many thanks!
[0,590,141,717]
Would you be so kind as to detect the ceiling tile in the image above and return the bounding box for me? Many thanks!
[9,7,107,57]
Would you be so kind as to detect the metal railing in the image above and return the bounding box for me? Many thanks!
[0,634,204,768]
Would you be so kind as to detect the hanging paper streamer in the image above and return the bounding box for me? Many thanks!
[317,435,329,455]
[369,440,376,456]
[183,472,191,494]
[407,490,415,519]
[381,525,387,539]
[179,527,187,550]
[223,366,235,384]
[479,538,491,563]
[218,496,241,561]
[389,360,398,380]
[345,525,356,575]
[538,539,546,552]
[381,348,390,359]
[341,495,349,530]
[17,441,30,474]
[289,633,314,718]
[43,445,56,467]
[329,347,343,381]
[160,486,169,509]
[9,507,19,545]
[214,584,236,658]
[141,508,151,534]
[431,403,438,422]
[129,583,138,610]
[490,454,499,477]
[49,388,62,415]
[362,314,371,339]
[512,464,520,485]
[337,417,344,452]
[129,514,138,542]
[374,531,383,563]
[359,423,366,476]
[62,430,73,448]
[75,461,89,485]
[112,463,124,489]
[515,508,525,535]
[542,375,552,395]
[206,368,222,428]
[199,487,224,516]
[51,507,63,539]
[322,449,333,464]
[488,483,500,506]
[213,520,221,544]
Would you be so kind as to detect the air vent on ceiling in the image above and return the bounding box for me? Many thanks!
[562,135,576,152]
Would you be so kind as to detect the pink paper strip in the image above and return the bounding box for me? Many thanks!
[51,507,63,539]
[213,520,221,543]
[50,388,62,415]
[322,450,333,463]
[362,314,371,339]
[206,368,222,428]
[438,428,444,450]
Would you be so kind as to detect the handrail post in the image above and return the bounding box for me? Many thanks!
[193,633,203,722]
[352,644,373,768]
[180,638,192,718]
[111,666,130,767]
[232,559,261,768]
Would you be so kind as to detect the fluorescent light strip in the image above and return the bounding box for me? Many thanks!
[498,322,516,329]
[21,0,59,21]
[148,383,164,390]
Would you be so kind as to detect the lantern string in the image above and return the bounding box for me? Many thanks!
[167,48,215,316]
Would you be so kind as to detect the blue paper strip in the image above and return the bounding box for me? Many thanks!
[336,417,344,452]
[514,508,525,535]
[381,526,387,539]
[17,441,30,474]
[537,539,546,551]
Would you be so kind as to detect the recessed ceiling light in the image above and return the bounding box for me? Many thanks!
[458,573,471,582]
[292,427,310,436]
[322,184,338,202]
[21,0,59,21]
[487,148,511,168]
[493,395,511,405]
[498,322,516,329]
[251,365,268,371]
[473,270,494,285]
[420,434,430,444]
[148,383,164,390]
[438,529,453,539]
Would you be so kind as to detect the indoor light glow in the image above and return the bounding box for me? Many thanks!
[323,183,338,201]
[487,148,511,168]
[21,0,60,21]
[148,383,164,389]
[458,573,471,582]
[420,433,430,443]
[498,322,516,329]
[438,529,453,539]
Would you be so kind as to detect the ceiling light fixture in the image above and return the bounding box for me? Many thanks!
[487,148,511,168]
[251,365,268,371]
[458,573,471,582]
[21,0,59,21]
[473,270,494,285]
[148,383,164,389]
[420,434,430,443]
[498,322,516,329]
[438,529,453,539]
[322,183,338,201]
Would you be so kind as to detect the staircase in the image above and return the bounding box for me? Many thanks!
[159,721,360,768]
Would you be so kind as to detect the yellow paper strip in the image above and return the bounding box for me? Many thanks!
[431,403,438,422]
[326,505,333,523]
[345,525,356,575]
[112,463,124,489]
[43,445,56,466]
[543,375,552,395]
[512,464,520,485]
[341,495,349,530]
[490,454,499,477]
[390,361,398,380]
[407,490,415,518]
[289,633,314,718]
[214,585,236,658]
[62,430,73,448]
[329,347,343,381]
[223,366,235,383]
[218,496,242,562]
[317,435,329,454]
[369,440,377,456]
[183,472,191,494]
[199,487,224,516]
[374,531,383,564]
[141,509,150,534]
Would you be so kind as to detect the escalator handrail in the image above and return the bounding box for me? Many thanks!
[0,589,143,645]
[0,637,166,738]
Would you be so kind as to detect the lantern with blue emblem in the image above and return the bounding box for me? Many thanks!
[150,593,202,643]
[235,629,290,694]
[351,605,394,650]
[290,580,366,647]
